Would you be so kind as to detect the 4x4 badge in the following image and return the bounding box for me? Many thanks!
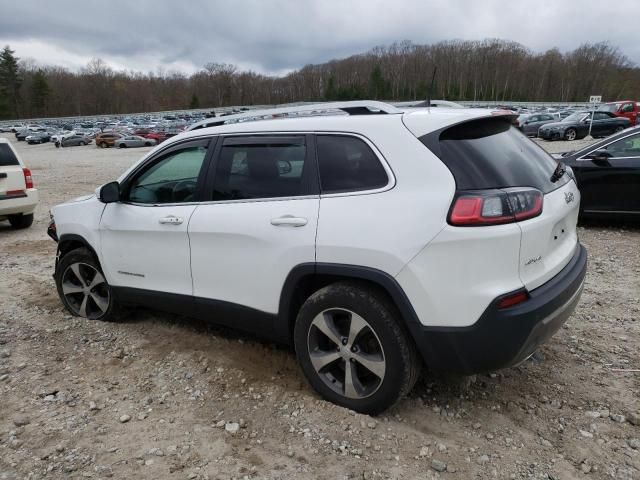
[564,192,575,204]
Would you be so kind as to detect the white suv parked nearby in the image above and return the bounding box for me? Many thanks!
[0,137,38,229]
[49,101,587,414]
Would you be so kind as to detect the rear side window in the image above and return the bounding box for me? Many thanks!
[421,117,568,194]
[0,144,19,166]
[212,137,309,200]
[316,135,388,193]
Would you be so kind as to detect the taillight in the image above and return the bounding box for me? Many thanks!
[449,188,543,226]
[23,168,34,189]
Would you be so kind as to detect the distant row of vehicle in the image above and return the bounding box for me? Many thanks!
[517,110,631,141]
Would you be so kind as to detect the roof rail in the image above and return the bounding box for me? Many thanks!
[187,101,402,131]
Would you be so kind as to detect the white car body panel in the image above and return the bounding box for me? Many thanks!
[189,197,319,313]
[396,222,523,327]
[99,203,197,295]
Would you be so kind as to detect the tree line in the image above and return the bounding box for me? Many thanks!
[1,39,639,120]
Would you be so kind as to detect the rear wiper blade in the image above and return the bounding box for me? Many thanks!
[550,161,566,183]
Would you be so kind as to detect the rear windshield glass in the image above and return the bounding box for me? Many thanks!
[0,143,19,166]
[421,117,568,194]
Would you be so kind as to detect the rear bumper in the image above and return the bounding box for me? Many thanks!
[0,189,39,218]
[416,243,587,374]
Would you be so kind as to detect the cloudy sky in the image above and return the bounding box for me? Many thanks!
[1,0,637,76]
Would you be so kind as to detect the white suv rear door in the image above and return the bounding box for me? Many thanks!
[188,135,319,317]
[100,138,212,295]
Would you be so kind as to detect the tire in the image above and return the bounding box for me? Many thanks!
[99,142,107,148]
[118,143,126,148]
[8,213,33,229]
[564,128,577,141]
[145,142,152,146]
[614,126,625,133]
[55,142,60,148]
[294,281,421,415]
[80,141,86,146]
[55,247,121,321]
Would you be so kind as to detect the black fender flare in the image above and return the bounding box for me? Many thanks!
[275,263,423,344]
[56,234,100,274]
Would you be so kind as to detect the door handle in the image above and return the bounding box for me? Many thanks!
[270,215,308,227]
[159,215,184,225]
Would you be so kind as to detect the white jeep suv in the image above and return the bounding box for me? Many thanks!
[49,101,587,414]
[0,137,38,229]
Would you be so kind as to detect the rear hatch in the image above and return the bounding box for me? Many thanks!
[0,142,26,197]
[416,115,579,290]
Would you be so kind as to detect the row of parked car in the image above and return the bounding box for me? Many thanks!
[517,109,632,141]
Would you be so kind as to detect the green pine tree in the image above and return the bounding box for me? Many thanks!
[0,46,22,119]
[369,65,390,100]
[31,69,50,116]
[324,76,337,101]
[189,93,200,109]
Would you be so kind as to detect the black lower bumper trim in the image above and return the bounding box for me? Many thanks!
[416,244,587,374]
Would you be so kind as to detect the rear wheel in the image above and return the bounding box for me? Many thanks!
[55,248,120,321]
[80,141,86,145]
[565,128,577,141]
[614,126,625,133]
[294,282,420,415]
[8,213,33,229]
[118,143,126,148]
[100,142,107,148]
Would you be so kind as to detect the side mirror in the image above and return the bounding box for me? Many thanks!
[585,149,612,162]
[98,181,121,203]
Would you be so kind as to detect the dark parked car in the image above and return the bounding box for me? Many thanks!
[58,134,92,147]
[555,126,640,217]
[539,111,630,141]
[26,132,51,144]
[516,113,558,136]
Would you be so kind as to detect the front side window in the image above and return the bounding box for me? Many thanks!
[316,135,388,193]
[127,145,208,204]
[603,133,640,158]
[212,137,308,200]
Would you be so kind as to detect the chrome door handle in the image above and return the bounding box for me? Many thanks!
[159,215,184,225]
[270,215,308,227]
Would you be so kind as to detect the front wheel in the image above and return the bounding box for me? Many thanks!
[118,143,126,148]
[565,128,577,141]
[55,247,120,321]
[99,142,107,148]
[614,126,625,133]
[294,282,421,415]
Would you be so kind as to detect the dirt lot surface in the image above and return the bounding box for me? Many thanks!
[1,134,639,480]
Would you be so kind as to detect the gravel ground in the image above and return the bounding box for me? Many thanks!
[0,134,639,480]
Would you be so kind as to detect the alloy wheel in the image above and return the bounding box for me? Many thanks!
[307,308,386,399]
[566,129,576,141]
[61,263,110,319]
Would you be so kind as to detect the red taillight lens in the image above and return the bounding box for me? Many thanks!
[449,188,543,226]
[23,168,34,189]
[496,290,529,309]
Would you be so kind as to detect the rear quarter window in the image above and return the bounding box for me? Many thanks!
[420,117,568,194]
[316,135,388,193]
[0,143,19,166]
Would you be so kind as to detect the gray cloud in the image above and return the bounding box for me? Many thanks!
[1,0,638,75]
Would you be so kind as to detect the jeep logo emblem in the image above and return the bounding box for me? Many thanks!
[564,192,575,204]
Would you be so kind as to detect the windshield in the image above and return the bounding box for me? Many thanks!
[563,112,588,122]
